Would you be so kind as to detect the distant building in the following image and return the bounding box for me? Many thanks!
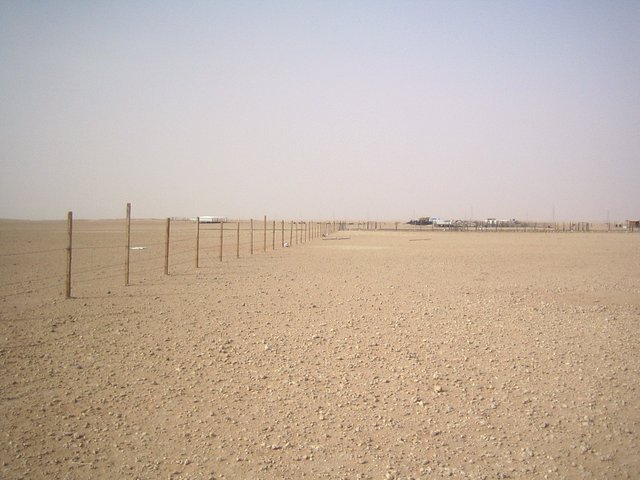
[485,218,518,227]
[433,218,452,227]
[407,217,431,225]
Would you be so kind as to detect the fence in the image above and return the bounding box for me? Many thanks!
[339,220,635,233]
[0,204,338,301]
[1,207,635,302]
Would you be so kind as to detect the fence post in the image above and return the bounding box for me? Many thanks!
[295,222,298,244]
[272,220,276,250]
[290,221,293,246]
[164,217,170,275]
[219,221,224,261]
[196,216,200,268]
[66,211,73,298]
[125,203,131,285]
[250,219,254,254]
[263,215,267,253]
[236,222,240,258]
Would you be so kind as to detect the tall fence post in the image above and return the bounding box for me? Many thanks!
[263,215,267,253]
[66,211,73,298]
[236,222,240,258]
[272,220,276,250]
[164,217,170,275]
[250,219,254,254]
[196,216,200,268]
[281,220,284,246]
[219,221,224,261]
[125,203,131,285]
[289,221,293,246]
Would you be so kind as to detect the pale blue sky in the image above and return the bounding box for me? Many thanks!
[1,1,638,221]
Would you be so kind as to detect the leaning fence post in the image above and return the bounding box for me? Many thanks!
[66,211,73,298]
[164,217,170,275]
[196,216,200,268]
[125,203,131,285]
[219,220,224,262]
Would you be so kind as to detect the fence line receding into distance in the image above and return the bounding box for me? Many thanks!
[0,204,338,300]
[0,204,635,301]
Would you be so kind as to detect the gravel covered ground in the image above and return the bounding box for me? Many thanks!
[1,222,639,479]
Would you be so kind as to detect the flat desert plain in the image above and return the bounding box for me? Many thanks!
[1,220,639,479]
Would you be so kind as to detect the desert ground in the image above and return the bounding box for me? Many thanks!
[1,220,639,479]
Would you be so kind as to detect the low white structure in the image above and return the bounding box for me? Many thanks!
[193,216,227,223]
[433,218,452,226]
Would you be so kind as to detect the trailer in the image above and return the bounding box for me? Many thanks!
[193,216,227,223]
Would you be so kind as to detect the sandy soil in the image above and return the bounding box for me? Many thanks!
[1,220,639,479]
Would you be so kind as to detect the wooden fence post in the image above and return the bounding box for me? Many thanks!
[196,216,200,268]
[250,219,254,254]
[281,220,284,246]
[125,203,131,285]
[164,217,170,275]
[236,222,240,258]
[289,221,293,246]
[272,220,275,250]
[219,221,224,261]
[66,211,73,298]
[263,215,267,253]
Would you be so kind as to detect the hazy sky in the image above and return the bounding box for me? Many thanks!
[1,1,638,221]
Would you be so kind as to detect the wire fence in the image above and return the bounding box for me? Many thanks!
[339,220,637,233]
[1,207,635,302]
[0,210,338,301]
